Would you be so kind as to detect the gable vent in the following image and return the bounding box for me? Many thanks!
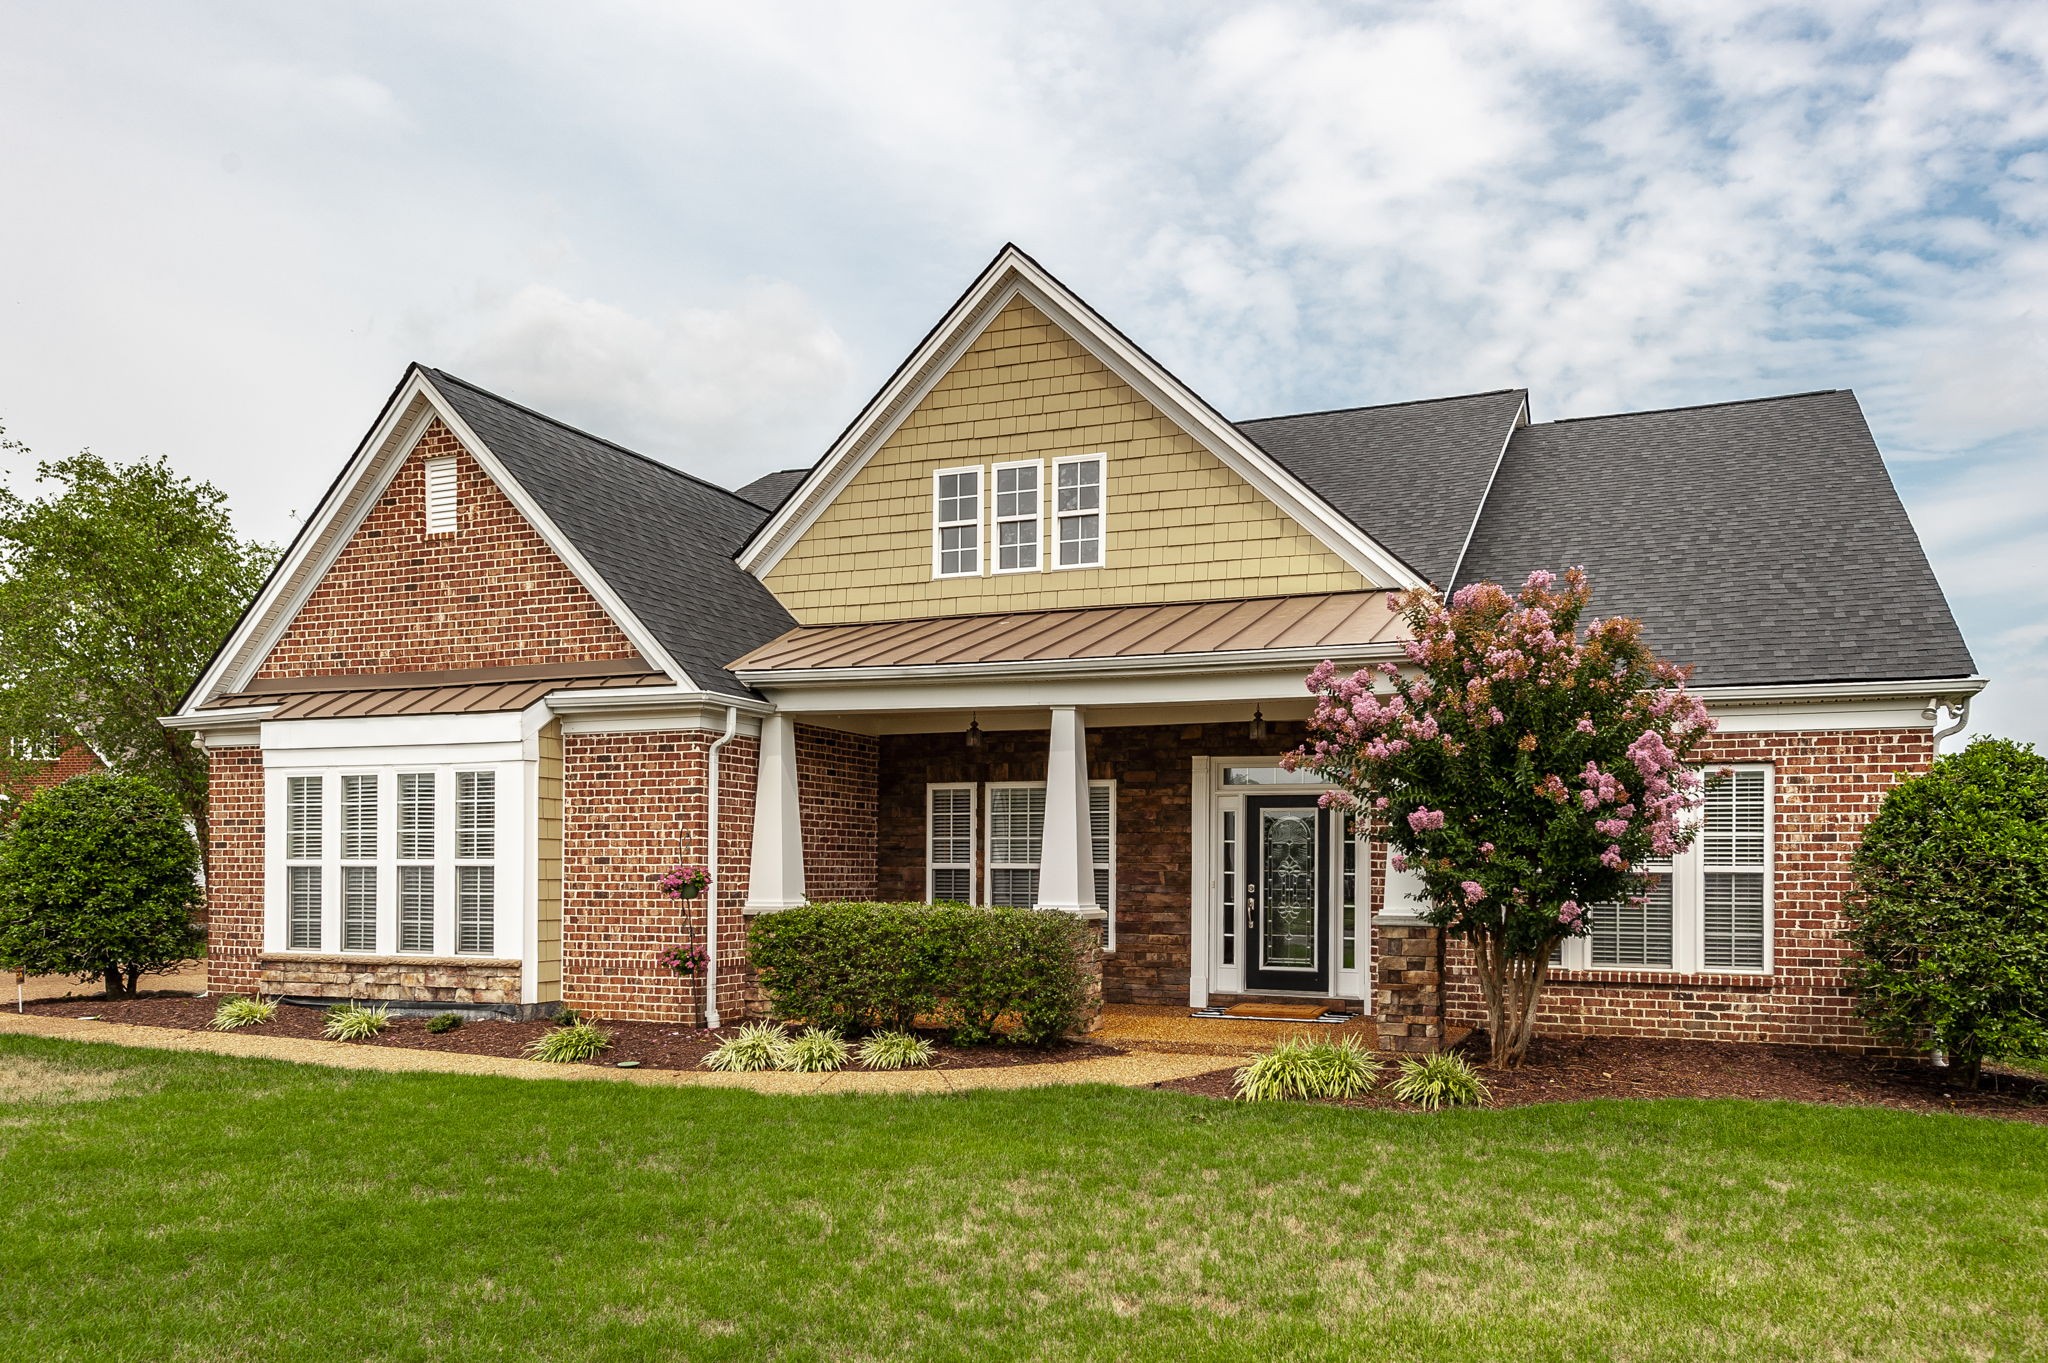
[423,456,458,534]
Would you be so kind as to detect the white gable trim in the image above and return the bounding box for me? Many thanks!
[179,370,694,714]
[736,246,1427,590]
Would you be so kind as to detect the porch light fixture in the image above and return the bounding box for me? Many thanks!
[964,714,983,751]
[1249,707,1267,743]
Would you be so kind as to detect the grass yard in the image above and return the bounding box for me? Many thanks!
[4,1036,2046,1362]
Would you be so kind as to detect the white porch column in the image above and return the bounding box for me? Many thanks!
[744,711,806,912]
[1035,705,1102,917]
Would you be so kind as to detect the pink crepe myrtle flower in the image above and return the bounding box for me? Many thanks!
[1460,881,1487,904]
[1390,853,1407,873]
[1479,842,1495,857]
[1557,899,1583,926]
[1407,808,1447,833]
[1600,845,1626,870]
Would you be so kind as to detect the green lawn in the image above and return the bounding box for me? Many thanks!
[4,1036,2046,1362]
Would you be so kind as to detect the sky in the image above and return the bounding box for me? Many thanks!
[1,0,2044,746]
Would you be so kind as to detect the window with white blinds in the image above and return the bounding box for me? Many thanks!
[987,784,1047,907]
[927,785,976,903]
[423,456,458,534]
[1090,783,1115,914]
[272,766,504,959]
[1553,765,1773,974]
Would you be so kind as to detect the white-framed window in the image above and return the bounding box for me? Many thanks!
[1052,453,1105,569]
[4,735,62,762]
[932,466,982,578]
[1553,765,1773,974]
[423,456,458,534]
[927,784,976,902]
[269,764,507,958]
[991,459,1043,573]
[986,783,1047,907]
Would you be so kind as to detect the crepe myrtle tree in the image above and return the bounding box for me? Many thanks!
[1290,568,1714,1068]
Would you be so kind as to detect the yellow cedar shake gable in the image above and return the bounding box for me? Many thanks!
[762,297,1369,623]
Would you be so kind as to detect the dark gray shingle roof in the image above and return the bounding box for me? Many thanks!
[1236,389,1528,585]
[1455,390,1974,687]
[735,468,811,512]
[425,369,795,698]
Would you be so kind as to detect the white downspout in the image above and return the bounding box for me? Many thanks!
[704,706,739,1030]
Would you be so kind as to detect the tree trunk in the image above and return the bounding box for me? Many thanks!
[124,964,143,996]
[103,967,128,1000]
[1468,931,1555,1068]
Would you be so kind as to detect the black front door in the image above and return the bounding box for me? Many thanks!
[1243,796,1331,993]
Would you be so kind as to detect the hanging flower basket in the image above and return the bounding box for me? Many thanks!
[656,943,710,978]
[657,864,711,900]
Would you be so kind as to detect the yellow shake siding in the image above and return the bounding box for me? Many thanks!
[763,297,1368,623]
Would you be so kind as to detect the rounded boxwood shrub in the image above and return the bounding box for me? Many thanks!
[749,902,1096,1045]
[0,772,204,998]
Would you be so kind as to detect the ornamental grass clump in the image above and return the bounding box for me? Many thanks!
[780,1027,850,1073]
[1388,1051,1492,1110]
[857,1029,936,1070]
[524,1019,613,1063]
[703,1021,789,1072]
[322,1003,390,1041]
[209,995,276,1031]
[1233,1036,1381,1102]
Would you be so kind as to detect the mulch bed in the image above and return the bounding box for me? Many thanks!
[19,996,1123,1073]
[1159,1033,2048,1124]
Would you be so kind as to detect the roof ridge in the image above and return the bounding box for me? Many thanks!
[421,366,771,519]
[1532,389,1845,428]
[1236,388,1527,426]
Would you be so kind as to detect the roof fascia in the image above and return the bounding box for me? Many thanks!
[178,369,694,712]
[736,246,1425,590]
[734,638,1407,689]
[1447,391,1530,589]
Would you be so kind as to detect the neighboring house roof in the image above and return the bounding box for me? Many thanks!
[1237,390,1528,586]
[735,468,811,512]
[1456,390,1976,687]
[732,590,1406,674]
[424,370,797,698]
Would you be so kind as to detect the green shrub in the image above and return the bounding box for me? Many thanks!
[524,1020,612,1063]
[553,1007,585,1027]
[1388,1051,1491,1109]
[0,772,204,998]
[703,1021,789,1072]
[1233,1036,1381,1101]
[209,995,276,1031]
[749,901,1095,1045]
[780,1026,850,1073]
[857,1028,936,1070]
[322,1003,390,1041]
[424,1012,463,1035]
[1844,737,2048,1088]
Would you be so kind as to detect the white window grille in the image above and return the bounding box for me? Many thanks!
[992,460,1042,573]
[933,467,982,577]
[1052,453,1104,568]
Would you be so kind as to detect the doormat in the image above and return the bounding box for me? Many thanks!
[1190,1003,1353,1024]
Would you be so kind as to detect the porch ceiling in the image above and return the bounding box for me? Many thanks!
[729,590,1408,673]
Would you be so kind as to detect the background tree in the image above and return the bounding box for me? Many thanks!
[1843,737,2048,1088]
[0,436,275,861]
[0,772,205,997]
[1294,568,1713,1067]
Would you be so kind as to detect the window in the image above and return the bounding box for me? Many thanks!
[288,866,322,950]
[286,775,322,860]
[1554,765,1773,974]
[1219,808,1238,965]
[424,456,458,534]
[5,735,61,762]
[399,866,435,954]
[1340,811,1361,970]
[398,772,435,860]
[1090,783,1115,915]
[285,775,324,950]
[933,467,982,577]
[1052,453,1104,568]
[397,773,435,954]
[927,785,976,902]
[991,460,1042,572]
[457,867,495,955]
[987,784,1047,907]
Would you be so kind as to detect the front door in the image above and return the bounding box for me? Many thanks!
[1244,796,1331,993]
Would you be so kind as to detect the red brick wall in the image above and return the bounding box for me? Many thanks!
[258,420,642,678]
[1,741,101,810]
[1442,727,1937,1049]
[559,729,760,1023]
[203,745,266,996]
[795,723,879,902]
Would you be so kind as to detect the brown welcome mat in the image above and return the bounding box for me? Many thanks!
[1193,1002,1352,1022]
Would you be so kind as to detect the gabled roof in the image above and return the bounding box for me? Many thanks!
[1238,390,1528,586]
[1456,390,1976,687]
[424,370,796,698]
[735,468,810,512]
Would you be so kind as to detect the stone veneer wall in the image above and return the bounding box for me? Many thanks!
[257,955,522,1006]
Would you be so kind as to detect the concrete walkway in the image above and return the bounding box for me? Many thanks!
[0,1009,1238,1096]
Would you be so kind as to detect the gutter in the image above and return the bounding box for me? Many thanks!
[702,706,740,1030]
[1689,676,1989,706]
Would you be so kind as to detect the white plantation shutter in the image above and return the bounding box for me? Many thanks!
[397,772,435,860]
[423,456,458,534]
[928,786,975,902]
[457,771,496,859]
[343,866,377,952]
[341,774,378,861]
[1703,770,1768,969]
[987,785,1046,907]
[288,866,322,950]
[1090,783,1114,912]
[1592,872,1675,967]
[286,776,322,860]
[457,866,495,954]
[399,865,435,954]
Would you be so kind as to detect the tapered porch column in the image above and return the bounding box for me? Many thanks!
[745,712,806,912]
[1035,706,1102,917]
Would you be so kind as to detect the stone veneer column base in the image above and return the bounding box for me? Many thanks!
[1372,922,1444,1053]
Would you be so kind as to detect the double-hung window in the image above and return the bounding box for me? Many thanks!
[927,785,976,902]
[456,771,497,955]
[992,460,1042,572]
[341,775,379,952]
[933,467,982,577]
[986,784,1048,907]
[924,782,1115,916]
[1052,453,1105,568]
[397,773,436,953]
[285,776,323,950]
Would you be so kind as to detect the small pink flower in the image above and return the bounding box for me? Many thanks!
[1390,853,1407,873]
[1557,899,1582,925]
[1460,881,1487,903]
[1479,842,1495,857]
[1406,808,1447,833]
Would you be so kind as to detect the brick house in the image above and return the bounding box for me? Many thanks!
[166,246,1981,1048]
[1,739,102,820]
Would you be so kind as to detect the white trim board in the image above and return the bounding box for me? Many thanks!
[734,245,1426,591]
[178,368,695,715]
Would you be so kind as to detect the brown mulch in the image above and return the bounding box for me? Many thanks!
[20,996,1122,1072]
[1158,1033,2048,1124]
